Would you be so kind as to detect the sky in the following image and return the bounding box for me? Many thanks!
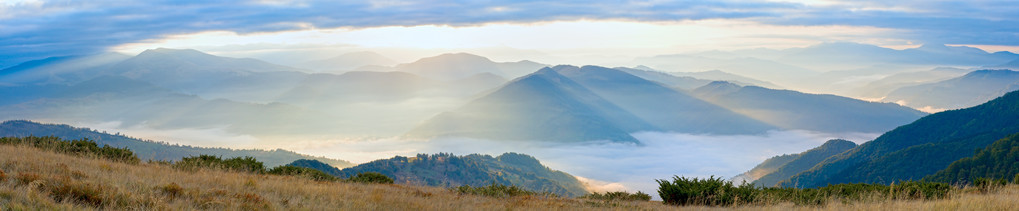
[2,0,1018,67]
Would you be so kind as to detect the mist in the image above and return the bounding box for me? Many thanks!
[282,130,879,196]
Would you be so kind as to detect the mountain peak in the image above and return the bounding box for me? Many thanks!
[421,52,492,63]
[693,80,743,95]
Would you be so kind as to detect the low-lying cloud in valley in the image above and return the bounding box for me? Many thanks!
[288,130,879,195]
[72,122,880,196]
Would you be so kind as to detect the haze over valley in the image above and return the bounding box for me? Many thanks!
[3,1,1019,209]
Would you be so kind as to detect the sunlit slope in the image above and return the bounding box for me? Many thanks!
[557,65,776,134]
[693,81,926,133]
[407,68,653,142]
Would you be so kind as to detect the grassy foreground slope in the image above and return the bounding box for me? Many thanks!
[0,144,669,210]
[4,144,1019,209]
[0,120,353,167]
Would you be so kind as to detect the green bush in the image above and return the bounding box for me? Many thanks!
[657,175,952,207]
[267,165,337,182]
[972,178,1007,193]
[656,176,758,206]
[0,136,139,163]
[454,183,553,198]
[347,172,394,184]
[174,155,265,174]
[580,191,652,201]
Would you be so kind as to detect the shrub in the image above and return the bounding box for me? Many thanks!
[454,183,553,198]
[174,155,265,174]
[973,178,1007,193]
[580,191,652,201]
[656,176,757,206]
[0,136,139,163]
[657,175,952,207]
[891,181,952,200]
[267,165,337,182]
[347,172,394,184]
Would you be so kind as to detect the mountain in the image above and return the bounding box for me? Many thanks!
[752,139,857,187]
[692,81,926,133]
[731,154,800,185]
[668,69,782,89]
[924,133,1019,184]
[556,65,775,134]
[884,69,1019,111]
[990,58,1019,69]
[104,48,308,102]
[0,76,342,137]
[387,53,546,80]
[613,67,713,89]
[292,152,587,197]
[777,42,1017,71]
[0,120,353,167]
[852,67,970,99]
[298,51,397,72]
[632,54,816,88]
[780,90,1019,188]
[0,53,130,86]
[277,71,440,103]
[406,67,653,143]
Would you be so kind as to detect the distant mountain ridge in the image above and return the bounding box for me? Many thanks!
[0,120,353,167]
[557,65,776,135]
[385,53,547,80]
[406,67,651,142]
[692,81,926,133]
[884,69,1019,111]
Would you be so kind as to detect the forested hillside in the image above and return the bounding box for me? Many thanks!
[290,152,588,197]
[781,90,1019,188]
[0,120,352,167]
[925,133,1019,184]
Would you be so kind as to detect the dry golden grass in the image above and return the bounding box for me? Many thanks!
[2,143,1019,210]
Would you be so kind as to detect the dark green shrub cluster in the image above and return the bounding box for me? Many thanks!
[657,176,757,206]
[347,172,394,184]
[657,175,952,207]
[454,183,555,198]
[170,154,352,184]
[173,155,265,174]
[267,165,337,182]
[972,178,1008,193]
[580,191,652,201]
[0,136,139,163]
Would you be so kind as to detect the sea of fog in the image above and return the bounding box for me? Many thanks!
[78,121,880,197]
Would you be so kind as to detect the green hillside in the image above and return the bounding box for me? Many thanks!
[754,139,857,187]
[781,90,1019,188]
[290,152,588,197]
[925,133,1019,184]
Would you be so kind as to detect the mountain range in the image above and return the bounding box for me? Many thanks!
[692,81,926,133]
[0,120,353,167]
[883,69,1019,111]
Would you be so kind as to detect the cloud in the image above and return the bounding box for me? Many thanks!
[2,0,1016,67]
[282,130,880,199]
